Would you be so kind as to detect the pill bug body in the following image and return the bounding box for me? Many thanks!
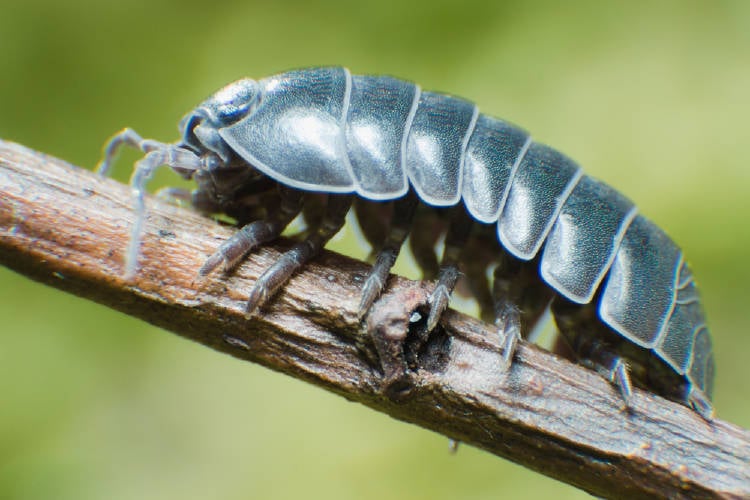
[98,66,714,418]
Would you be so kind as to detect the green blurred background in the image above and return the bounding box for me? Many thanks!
[1,1,748,498]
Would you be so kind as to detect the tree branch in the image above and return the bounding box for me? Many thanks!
[0,139,748,499]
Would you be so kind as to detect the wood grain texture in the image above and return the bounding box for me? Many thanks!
[0,139,748,499]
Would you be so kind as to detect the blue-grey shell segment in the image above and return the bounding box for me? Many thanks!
[655,262,701,372]
[219,67,355,192]
[599,215,682,346]
[540,176,637,304]
[655,261,713,394]
[689,327,714,397]
[405,91,478,206]
[461,115,530,223]
[497,143,583,260]
[345,75,417,199]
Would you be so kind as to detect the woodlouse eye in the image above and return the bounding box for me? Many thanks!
[205,79,260,126]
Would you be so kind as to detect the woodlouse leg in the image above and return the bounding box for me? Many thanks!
[199,187,303,276]
[424,208,474,332]
[584,344,634,406]
[156,186,232,225]
[457,230,497,324]
[154,187,224,216]
[357,192,419,318]
[155,187,193,204]
[300,193,327,235]
[492,254,553,371]
[245,194,353,316]
[551,298,635,409]
[409,208,442,281]
[494,302,522,373]
[687,386,714,420]
[352,198,393,260]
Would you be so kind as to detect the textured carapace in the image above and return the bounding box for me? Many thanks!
[97,66,715,419]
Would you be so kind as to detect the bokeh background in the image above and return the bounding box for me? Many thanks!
[1,1,748,498]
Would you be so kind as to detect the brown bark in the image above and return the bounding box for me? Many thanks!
[0,139,748,499]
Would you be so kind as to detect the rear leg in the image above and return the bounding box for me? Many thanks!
[551,297,634,408]
[687,385,713,420]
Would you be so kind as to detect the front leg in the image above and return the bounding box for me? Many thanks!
[199,186,303,276]
[245,194,353,315]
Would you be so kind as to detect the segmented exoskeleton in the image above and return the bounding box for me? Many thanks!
[97,67,715,418]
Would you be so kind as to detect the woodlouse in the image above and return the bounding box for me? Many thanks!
[97,66,714,418]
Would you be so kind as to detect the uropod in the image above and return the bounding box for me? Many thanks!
[97,67,715,419]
